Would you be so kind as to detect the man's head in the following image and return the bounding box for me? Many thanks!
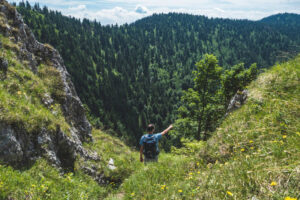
[147,124,155,133]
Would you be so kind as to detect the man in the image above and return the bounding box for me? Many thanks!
[140,124,173,163]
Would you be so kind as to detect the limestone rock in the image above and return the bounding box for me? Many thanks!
[0,57,8,72]
[0,124,23,164]
[108,158,117,170]
[226,90,248,115]
[0,0,97,172]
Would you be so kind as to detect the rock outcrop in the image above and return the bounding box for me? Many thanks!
[226,90,248,115]
[0,0,98,170]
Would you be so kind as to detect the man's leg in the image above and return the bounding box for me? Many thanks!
[144,156,158,164]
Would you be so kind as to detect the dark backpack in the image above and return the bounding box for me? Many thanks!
[143,135,158,159]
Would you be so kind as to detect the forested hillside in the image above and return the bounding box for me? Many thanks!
[16,2,300,146]
[261,13,300,40]
[1,1,299,199]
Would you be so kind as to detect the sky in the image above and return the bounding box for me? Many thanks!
[10,0,300,25]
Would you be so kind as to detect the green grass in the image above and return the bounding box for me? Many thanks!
[1,25,299,199]
[0,129,141,200]
[79,129,141,186]
[0,159,107,200]
[117,55,300,200]
[0,33,70,135]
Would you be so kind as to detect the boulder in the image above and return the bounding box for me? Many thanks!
[226,90,248,115]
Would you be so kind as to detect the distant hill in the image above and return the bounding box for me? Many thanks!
[260,13,300,27]
[260,13,300,45]
[17,3,300,147]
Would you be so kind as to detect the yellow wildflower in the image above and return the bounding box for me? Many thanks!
[296,132,300,136]
[197,171,200,174]
[270,181,277,186]
[189,172,193,176]
[131,192,135,196]
[282,135,287,139]
[249,140,254,143]
[178,189,183,193]
[284,197,297,200]
[241,148,245,152]
[196,162,200,166]
[227,191,233,196]
[250,147,254,150]
[17,91,22,95]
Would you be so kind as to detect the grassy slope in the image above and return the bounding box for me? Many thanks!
[119,55,300,200]
[1,18,299,199]
[0,129,139,200]
[0,14,139,199]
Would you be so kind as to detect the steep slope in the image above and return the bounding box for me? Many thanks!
[120,55,300,199]
[1,1,299,199]
[16,4,300,147]
[0,4,139,199]
[0,0,94,170]
[0,128,140,199]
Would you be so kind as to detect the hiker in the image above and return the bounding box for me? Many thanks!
[140,124,173,163]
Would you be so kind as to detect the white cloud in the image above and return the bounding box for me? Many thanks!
[214,7,225,13]
[135,5,149,14]
[68,4,86,12]
[9,0,300,25]
[64,6,149,25]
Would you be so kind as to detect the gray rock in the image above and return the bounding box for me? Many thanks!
[108,158,117,170]
[0,124,23,164]
[226,90,248,115]
[82,166,109,185]
[0,57,8,72]
[0,0,97,174]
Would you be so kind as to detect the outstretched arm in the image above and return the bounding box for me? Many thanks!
[140,145,144,162]
[161,124,173,136]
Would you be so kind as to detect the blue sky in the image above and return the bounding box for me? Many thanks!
[10,0,300,25]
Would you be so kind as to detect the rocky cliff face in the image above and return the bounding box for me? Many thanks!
[226,90,248,115]
[0,0,98,170]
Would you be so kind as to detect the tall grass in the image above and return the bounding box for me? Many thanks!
[0,34,70,135]
[119,55,300,199]
[1,29,299,199]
